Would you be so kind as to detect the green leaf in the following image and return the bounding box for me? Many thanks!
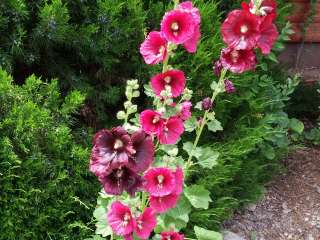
[160,145,178,156]
[261,144,275,160]
[289,118,304,134]
[184,185,212,209]
[194,226,223,240]
[207,119,223,132]
[198,147,219,169]
[184,116,197,132]
[166,195,191,222]
[183,142,202,159]
[267,52,278,63]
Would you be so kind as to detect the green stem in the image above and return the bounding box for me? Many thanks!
[186,69,227,167]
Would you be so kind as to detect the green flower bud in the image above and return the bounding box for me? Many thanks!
[117,111,126,120]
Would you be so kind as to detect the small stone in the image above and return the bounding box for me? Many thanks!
[223,230,245,240]
[247,203,257,212]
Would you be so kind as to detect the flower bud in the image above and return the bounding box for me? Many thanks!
[124,101,132,109]
[201,97,213,110]
[132,90,140,98]
[117,111,126,119]
[224,79,236,94]
[213,60,223,76]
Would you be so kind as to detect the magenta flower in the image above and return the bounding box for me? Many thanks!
[220,47,256,74]
[90,127,135,177]
[161,9,196,44]
[213,60,223,76]
[149,167,184,213]
[177,1,201,53]
[161,231,184,240]
[151,70,186,98]
[224,79,236,94]
[178,101,192,121]
[201,97,213,111]
[149,193,180,214]
[140,31,168,65]
[99,165,143,196]
[221,9,260,50]
[129,130,155,173]
[124,235,133,240]
[140,110,164,135]
[107,201,135,237]
[242,0,277,16]
[257,14,278,54]
[144,167,176,197]
[134,208,157,239]
[158,116,184,145]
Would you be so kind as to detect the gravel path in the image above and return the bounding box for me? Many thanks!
[223,147,320,240]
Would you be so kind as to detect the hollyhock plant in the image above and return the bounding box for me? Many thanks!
[213,60,223,76]
[107,201,135,237]
[224,79,236,94]
[242,0,277,16]
[151,70,186,98]
[161,9,196,44]
[161,231,184,240]
[140,31,168,65]
[90,127,135,177]
[257,14,278,54]
[99,165,143,196]
[134,208,157,239]
[221,9,260,50]
[158,116,184,144]
[140,110,164,135]
[220,47,257,74]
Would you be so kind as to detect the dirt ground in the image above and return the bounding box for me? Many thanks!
[224,147,320,240]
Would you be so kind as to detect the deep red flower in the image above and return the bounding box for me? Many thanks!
[151,70,186,98]
[161,231,184,240]
[140,31,168,65]
[257,14,278,54]
[221,9,260,50]
[242,0,277,16]
[129,130,155,173]
[158,116,184,145]
[90,127,135,177]
[107,201,135,236]
[161,9,196,44]
[140,110,164,135]
[99,165,143,196]
[220,47,257,73]
[134,208,157,239]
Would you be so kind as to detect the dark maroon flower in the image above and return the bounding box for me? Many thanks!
[213,60,223,76]
[220,47,257,74]
[201,97,213,110]
[224,79,236,94]
[99,166,143,196]
[129,130,155,173]
[221,9,261,50]
[90,127,135,177]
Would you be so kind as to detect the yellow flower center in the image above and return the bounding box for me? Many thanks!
[114,139,123,149]
[240,25,248,34]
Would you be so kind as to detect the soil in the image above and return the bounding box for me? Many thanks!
[224,147,320,240]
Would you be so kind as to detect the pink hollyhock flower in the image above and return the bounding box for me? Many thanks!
[140,110,164,135]
[107,201,135,236]
[177,1,201,53]
[129,130,155,173]
[99,166,143,196]
[178,101,192,121]
[134,208,157,239]
[242,0,277,16]
[224,79,236,94]
[90,127,135,177]
[161,231,184,240]
[256,14,278,54]
[151,70,186,98]
[158,116,184,145]
[161,9,196,44]
[150,193,180,214]
[124,235,133,240]
[140,31,168,65]
[220,47,256,74]
[144,167,176,197]
[149,168,184,213]
[221,9,260,50]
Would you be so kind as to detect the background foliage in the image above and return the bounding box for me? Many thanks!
[0,0,308,239]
